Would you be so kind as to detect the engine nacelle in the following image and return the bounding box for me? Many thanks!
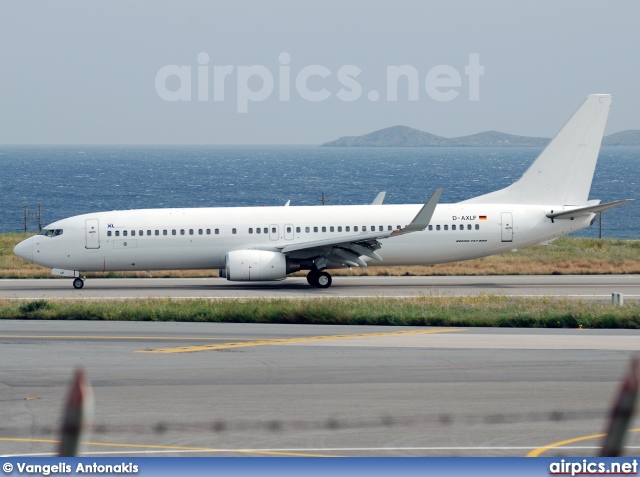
[225,250,287,281]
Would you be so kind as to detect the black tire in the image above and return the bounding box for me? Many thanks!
[315,271,332,288]
[306,270,318,286]
[73,278,84,289]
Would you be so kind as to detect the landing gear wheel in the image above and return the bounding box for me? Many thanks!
[315,271,332,289]
[306,270,319,286]
[73,278,84,289]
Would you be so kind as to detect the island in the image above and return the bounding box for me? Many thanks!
[321,126,640,147]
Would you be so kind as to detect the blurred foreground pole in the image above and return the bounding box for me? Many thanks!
[58,368,94,456]
[600,356,638,456]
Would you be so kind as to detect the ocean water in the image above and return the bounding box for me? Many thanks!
[0,145,638,238]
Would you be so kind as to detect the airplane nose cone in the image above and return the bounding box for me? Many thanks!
[14,237,33,262]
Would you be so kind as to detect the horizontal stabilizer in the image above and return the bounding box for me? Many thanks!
[546,199,633,220]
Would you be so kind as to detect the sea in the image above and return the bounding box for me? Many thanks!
[0,145,638,239]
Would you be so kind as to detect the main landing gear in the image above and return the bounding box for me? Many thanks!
[306,269,332,288]
[72,278,84,289]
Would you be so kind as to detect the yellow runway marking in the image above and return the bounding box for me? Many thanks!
[139,328,465,354]
[527,428,640,457]
[0,335,246,341]
[0,437,329,457]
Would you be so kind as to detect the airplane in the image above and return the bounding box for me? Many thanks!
[13,94,633,289]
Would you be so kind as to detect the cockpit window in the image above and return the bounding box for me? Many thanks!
[38,229,63,237]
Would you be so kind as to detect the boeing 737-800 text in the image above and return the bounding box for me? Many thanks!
[13,94,632,289]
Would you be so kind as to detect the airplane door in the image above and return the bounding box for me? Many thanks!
[85,219,100,249]
[284,224,294,240]
[269,224,279,241]
[501,212,513,242]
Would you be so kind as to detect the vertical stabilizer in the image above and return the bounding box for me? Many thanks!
[463,94,612,205]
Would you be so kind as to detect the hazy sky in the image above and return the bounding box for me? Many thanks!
[1,1,638,144]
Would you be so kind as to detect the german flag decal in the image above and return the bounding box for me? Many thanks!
[479,216,487,220]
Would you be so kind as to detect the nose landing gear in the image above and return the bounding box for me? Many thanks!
[72,278,84,289]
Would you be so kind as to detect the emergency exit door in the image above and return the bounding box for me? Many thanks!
[501,212,513,242]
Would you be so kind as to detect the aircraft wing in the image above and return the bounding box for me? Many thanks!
[277,189,442,269]
[546,199,633,220]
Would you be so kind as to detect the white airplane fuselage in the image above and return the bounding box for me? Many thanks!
[19,203,590,272]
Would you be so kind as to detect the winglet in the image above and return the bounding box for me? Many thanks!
[391,189,443,236]
[371,191,386,205]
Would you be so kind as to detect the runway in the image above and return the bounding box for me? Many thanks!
[1,275,639,300]
[1,321,639,457]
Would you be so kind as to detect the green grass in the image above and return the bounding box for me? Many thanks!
[2,296,639,328]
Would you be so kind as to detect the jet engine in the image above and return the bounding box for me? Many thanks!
[224,250,288,281]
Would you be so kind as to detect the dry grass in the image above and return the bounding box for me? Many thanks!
[2,233,639,279]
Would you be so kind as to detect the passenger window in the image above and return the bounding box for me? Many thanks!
[287,227,292,233]
[363,226,367,231]
[314,227,318,232]
[172,230,176,235]
[322,226,326,232]
[271,227,276,234]
[296,227,301,233]
[346,226,350,232]
[371,225,375,231]
[131,230,135,236]
[256,228,261,234]
[338,226,342,232]
[444,225,448,231]
[232,228,237,234]
[155,230,159,236]
[215,228,219,234]
[139,230,143,236]
[475,224,479,230]
[107,231,112,237]
[180,229,185,235]
[397,225,401,230]
[198,229,203,235]
[388,225,392,231]
[452,225,456,231]
[163,230,167,235]
[115,231,120,236]
[147,230,151,236]
[329,226,334,232]
[249,228,253,234]
[354,226,358,232]
[467,224,472,230]
[428,225,433,231]
[436,225,440,231]
[379,226,383,232]
[263,228,267,234]
[123,231,128,237]
[206,229,211,235]
[305,227,310,233]
[189,229,194,235]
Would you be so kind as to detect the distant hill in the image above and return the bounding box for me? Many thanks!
[602,130,640,146]
[322,126,640,147]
